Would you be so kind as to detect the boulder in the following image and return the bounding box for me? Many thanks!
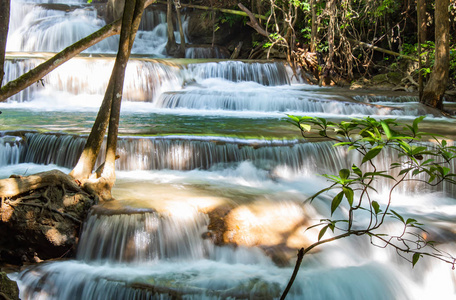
[0,272,20,300]
[0,170,95,265]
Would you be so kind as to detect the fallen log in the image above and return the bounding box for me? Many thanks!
[346,37,418,62]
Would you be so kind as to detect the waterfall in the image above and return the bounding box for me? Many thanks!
[3,2,456,299]
[185,46,230,59]
[353,95,419,103]
[184,61,290,86]
[8,132,456,197]
[77,208,210,263]
[157,88,419,114]
[21,132,86,168]
[16,132,345,173]
[3,57,183,102]
[0,135,23,166]
[2,59,45,102]
[7,2,117,53]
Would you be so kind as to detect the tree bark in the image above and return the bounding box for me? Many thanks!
[0,170,81,198]
[346,37,418,61]
[238,3,269,37]
[417,0,426,99]
[102,0,146,185]
[310,0,317,53]
[166,0,177,55]
[70,1,149,184]
[175,1,186,57]
[71,0,147,186]
[421,0,449,109]
[0,0,10,88]
[320,0,336,86]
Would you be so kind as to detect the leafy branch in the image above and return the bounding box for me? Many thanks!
[281,116,456,299]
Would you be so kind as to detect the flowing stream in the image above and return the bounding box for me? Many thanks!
[2,1,456,299]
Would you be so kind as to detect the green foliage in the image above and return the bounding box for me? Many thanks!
[219,13,245,28]
[287,115,456,268]
[374,0,399,17]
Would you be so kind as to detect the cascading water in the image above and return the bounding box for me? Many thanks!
[2,1,456,299]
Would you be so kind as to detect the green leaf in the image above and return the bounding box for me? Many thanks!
[390,209,405,223]
[352,164,362,177]
[287,115,300,122]
[343,187,354,206]
[372,201,380,214]
[300,123,312,132]
[398,168,413,175]
[306,185,335,202]
[362,146,383,164]
[412,116,426,134]
[333,142,353,147]
[380,121,393,139]
[412,252,422,267]
[318,225,329,241]
[406,218,417,225]
[331,192,344,215]
[339,169,350,180]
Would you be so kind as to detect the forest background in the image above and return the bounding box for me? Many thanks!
[160,0,456,109]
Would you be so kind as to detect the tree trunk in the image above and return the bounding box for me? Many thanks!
[320,0,336,86]
[70,1,148,184]
[175,1,186,57]
[166,0,177,55]
[421,0,449,109]
[0,0,10,88]
[417,0,426,99]
[102,0,146,185]
[310,0,317,53]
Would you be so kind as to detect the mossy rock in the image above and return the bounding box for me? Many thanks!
[372,72,403,86]
[386,72,403,85]
[0,272,20,300]
[372,74,389,83]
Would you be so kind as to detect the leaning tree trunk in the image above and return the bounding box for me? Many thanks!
[421,0,449,109]
[0,0,155,102]
[102,0,146,185]
[70,0,146,190]
[0,19,121,102]
[0,0,11,88]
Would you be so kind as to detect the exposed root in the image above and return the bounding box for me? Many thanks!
[6,201,82,225]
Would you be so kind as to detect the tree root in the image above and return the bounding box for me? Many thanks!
[0,170,82,199]
[6,201,81,224]
[0,291,12,300]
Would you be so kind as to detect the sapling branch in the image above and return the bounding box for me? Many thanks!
[281,115,456,298]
